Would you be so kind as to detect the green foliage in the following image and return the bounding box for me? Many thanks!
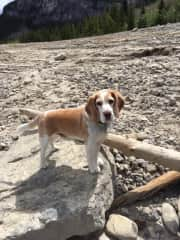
[174,0,180,21]
[159,0,165,11]
[144,9,158,26]
[2,0,180,43]
[127,4,135,30]
[101,12,116,33]
[155,0,166,25]
[138,6,147,28]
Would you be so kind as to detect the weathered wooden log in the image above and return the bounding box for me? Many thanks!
[104,133,180,171]
[110,171,180,211]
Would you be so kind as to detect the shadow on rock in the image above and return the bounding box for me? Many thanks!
[15,165,97,213]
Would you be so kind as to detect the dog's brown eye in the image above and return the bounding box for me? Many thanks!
[96,101,102,107]
[108,99,114,105]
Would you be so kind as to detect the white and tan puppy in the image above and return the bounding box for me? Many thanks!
[18,89,124,173]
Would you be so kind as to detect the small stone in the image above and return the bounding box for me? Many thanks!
[122,184,129,192]
[128,156,136,163]
[31,146,40,154]
[152,209,160,221]
[177,197,180,219]
[23,76,32,85]
[76,59,84,64]
[118,164,129,172]
[116,153,125,163]
[162,203,179,235]
[147,225,157,238]
[54,54,66,61]
[0,143,9,151]
[12,135,19,141]
[150,89,162,97]
[132,27,138,32]
[136,132,147,141]
[39,208,58,224]
[145,163,157,173]
[99,232,111,240]
[143,172,153,182]
[175,107,180,115]
[142,207,151,216]
[135,159,147,168]
[169,96,176,106]
[117,182,129,193]
[121,208,129,216]
[72,96,79,103]
[106,214,138,240]
[111,148,119,156]
[155,79,164,87]
[1,125,5,131]
[137,237,144,240]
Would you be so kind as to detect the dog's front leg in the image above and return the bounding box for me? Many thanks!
[39,135,49,168]
[86,137,101,174]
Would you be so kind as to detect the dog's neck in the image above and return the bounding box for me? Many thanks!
[87,120,110,135]
[84,110,110,133]
[97,121,110,131]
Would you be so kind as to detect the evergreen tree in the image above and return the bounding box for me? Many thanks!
[166,6,176,23]
[70,24,77,38]
[175,0,180,22]
[155,0,166,25]
[100,12,116,34]
[159,0,165,12]
[110,4,120,23]
[138,4,147,28]
[122,0,128,15]
[127,4,135,30]
[61,24,72,39]
[93,16,102,35]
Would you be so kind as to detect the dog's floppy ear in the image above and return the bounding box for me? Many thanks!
[110,90,125,117]
[85,95,99,122]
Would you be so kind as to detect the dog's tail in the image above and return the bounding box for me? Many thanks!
[19,108,42,118]
[17,116,39,135]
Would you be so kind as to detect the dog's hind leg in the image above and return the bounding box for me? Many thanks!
[39,135,49,169]
[48,136,58,154]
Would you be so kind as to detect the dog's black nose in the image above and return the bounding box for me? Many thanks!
[104,111,111,121]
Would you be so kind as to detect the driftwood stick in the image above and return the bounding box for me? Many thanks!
[104,133,180,171]
[110,171,180,211]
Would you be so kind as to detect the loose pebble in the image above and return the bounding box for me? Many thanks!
[162,203,179,235]
[106,214,138,240]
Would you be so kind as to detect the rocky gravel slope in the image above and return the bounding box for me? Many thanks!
[1,23,180,239]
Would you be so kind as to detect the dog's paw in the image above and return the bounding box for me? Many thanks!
[49,144,58,152]
[89,166,101,174]
[17,123,28,136]
[40,161,49,169]
[51,146,58,153]
[97,157,104,167]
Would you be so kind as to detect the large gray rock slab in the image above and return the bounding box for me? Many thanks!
[0,134,113,240]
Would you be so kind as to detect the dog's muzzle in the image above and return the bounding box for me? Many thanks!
[103,111,112,121]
